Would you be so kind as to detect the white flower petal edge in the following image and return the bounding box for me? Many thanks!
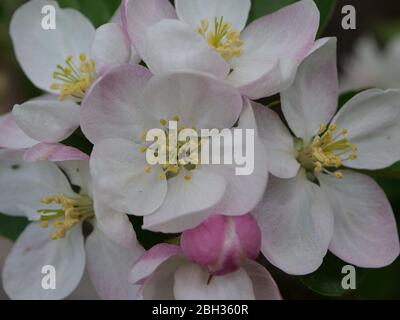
[249,102,300,179]
[91,23,132,75]
[0,112,38,149]
[319,171,400,268]
[2,222,85,300]
[86,225,144,300]
[226,0,320,99]
[332,89,400,170]
[253,173,334,275]
[281,37,338,142]
[10,0,95,92]
[12,99,80,143]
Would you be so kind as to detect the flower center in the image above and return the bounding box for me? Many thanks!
[140,117,202,182]
[296,123,358,179]
[197,17,244,60]
[37,194,94,240]
[50,53,96,102]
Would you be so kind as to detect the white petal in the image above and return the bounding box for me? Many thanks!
[58,160,91,196]
[0,112,38,149]
[121,0,177,58]
[281,37,339,141]
[250,101,299,179]
[173,262,255,300]
[254,173,334,275]
[143,169,226,233]
[175,0,251,32]
[90,138,167,216]
[332,89,400,170]
[319,171,400,268]
[10,0,95,92]
[13,99,80,143]
[129,244,182,285]
[0,158,74,218]
[144,19,230,79]
[227,0,319,99]
[81,64,155,144]
[144,71,242,130]
[92,189,138,249]
[242,260,282,300]
[91,23,131,75]
[86,226,144,300]
[2,222,85,300]
[142,256,185,300]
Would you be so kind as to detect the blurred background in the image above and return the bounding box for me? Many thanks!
[1,0,400,300]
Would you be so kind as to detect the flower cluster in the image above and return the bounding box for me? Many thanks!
[0,0,399,300]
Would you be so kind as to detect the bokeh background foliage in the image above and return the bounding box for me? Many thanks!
[0,0,399,299]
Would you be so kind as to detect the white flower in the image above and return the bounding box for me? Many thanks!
[121,0,320,99]
[252,37,400,275]
[0,153,143,299]
[5,0,135,147]
[81,67,268,233]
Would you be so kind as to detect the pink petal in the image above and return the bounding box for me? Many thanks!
[23,143,89,162]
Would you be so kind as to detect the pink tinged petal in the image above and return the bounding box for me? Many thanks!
[10,0,95,92]
[2,222,85,300]
[242,260,282,300]
[0,112,38,149]
[92,189,139,249]
[91,23,131,75]
[173,262,256,300]
[227,0,319,99]
[121,0,177,58]
[129,243,182,285]
[23,143,89,162]
[12,99,80,143]
[90,138,168,216]
[144,20,230,79]
[282,37,339,142]
[181,214,261,275]
[142,255,186,300]
[86,226,144,300]
[81,64,156,144]
[175,0,251,32]
[250,101,300,179]
[143,169,226,233]
[253,173,334,275]
[0,159,74,219]
[332,89,400,170]
[143,71,242,130]
[319,170,400,268]
[210,135,269,216]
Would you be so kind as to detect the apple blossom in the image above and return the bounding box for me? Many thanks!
[251,37,400,275]
[181,214,261,276]
[0,153,143,299]
[128,243,281,300]
[6,0,135,149]
[81,65,268,235]
[121,0,320,99]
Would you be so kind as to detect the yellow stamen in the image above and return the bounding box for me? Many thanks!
[50,52,96,102]
[197,17,244,60]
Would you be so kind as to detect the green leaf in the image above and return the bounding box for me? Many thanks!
[314,0,336,37]
[0,213,29,241]
[300,252,366,297]
[248,0,297,23]
[57,0,121,28]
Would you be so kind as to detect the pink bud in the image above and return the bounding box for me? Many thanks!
[181,214,261,276]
